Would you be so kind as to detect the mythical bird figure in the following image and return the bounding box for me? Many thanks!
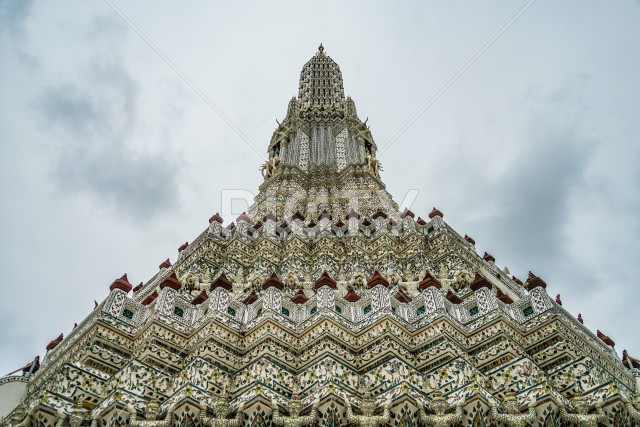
[199,386,245,427]
[558,396,605,427]
[260,155,281,178]
[343,389,391,427]
[490,394,536,427]
[129,398,175,427]
[622,393,640,422]
[365,154,382,178]
[417,390,464,427]
[271,378,319,427]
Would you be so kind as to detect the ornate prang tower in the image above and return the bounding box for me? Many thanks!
[252,43,396,221]
[1,45,638,427]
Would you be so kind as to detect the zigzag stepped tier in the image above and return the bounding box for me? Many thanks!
[1,45,638,427]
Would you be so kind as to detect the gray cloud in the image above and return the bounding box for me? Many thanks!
[461,77,594,279]
[0,0,38,68]
[34,28,182,222]
[482,123,591,273]
[0,0,33,38]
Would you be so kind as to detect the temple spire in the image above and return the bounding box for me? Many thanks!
[250,45,397,220]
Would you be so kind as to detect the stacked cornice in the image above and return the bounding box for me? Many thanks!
[10,208,637,426]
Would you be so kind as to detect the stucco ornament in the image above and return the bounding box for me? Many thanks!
[417,390,464,427]
[271,378,319,426]
[622,393,640,421]
[55,398,90,427]
[200,384,245,427]
[365,154,382,178]
[260,155,281,178]
[452,268,473,290]
[558,396,605,427]
[490,393,536,427]
[128,398,175,427]
[4,401,31,427]
[344,380,391,427]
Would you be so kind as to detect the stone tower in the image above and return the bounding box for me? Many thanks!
[251,43,396,221]
[1,45,638,427]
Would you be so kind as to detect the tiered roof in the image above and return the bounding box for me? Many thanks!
[1,46,638,427]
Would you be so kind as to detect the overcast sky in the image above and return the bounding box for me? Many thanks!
[1,1,639,376]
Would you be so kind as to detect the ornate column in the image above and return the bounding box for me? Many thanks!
[416,390,463,427]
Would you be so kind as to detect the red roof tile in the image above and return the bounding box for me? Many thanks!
[622,350,640,369]
[470,273,492,291]
[496,288,514,304]
[141,290,158,306]
[524,271,547,290]
[372,210,387,219]
[159,272,182,291]
[314,270,337,290]
[132,282,143,293]
[208,212,223,224]
[109,274,132,293]
[344,286,361,302]
[597,330,615,347]
[395,288,413,303]
[445,290,463,304]
[291,289,309,304]
[428,207,443,219]
[367,270,389,289]
[191,290,208,305]
[400,208,415,218]
[236,212,251,222]
[418,271,442,290]
[262,273,284,291]
[46,333,63,351]
[243,291,258,305]
[211,272,233,291]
